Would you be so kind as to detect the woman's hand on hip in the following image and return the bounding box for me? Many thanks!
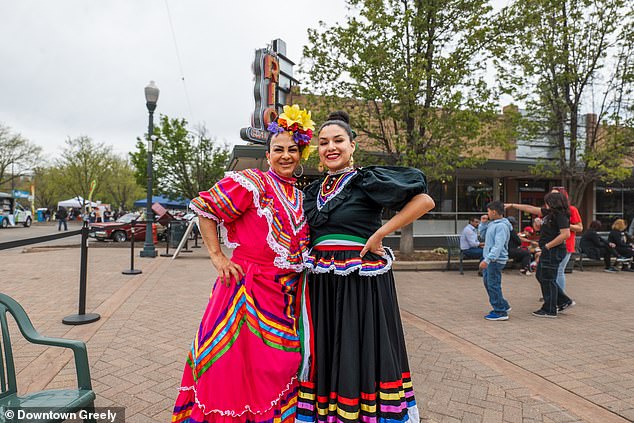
[361,232,386,257]
[210,252,244,286]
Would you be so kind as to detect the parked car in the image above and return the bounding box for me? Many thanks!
[89,213,144,242]
[90,212,167,242]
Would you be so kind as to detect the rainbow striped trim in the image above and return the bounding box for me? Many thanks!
[229,170,309,272]
[317,171,357,210]
[296,373,419,423]
[304,234,393,276]
[187,275,300,382]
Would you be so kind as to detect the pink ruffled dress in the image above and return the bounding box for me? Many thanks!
[172,168,310,423]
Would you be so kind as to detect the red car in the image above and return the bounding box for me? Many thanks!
[90,213,146,242]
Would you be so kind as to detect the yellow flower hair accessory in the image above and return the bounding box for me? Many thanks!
[267,104,315,146]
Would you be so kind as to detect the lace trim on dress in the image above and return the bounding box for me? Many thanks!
[304,247,395,276]
[176,375,297,417]
[188,203,239,249]
[227,171,308,272]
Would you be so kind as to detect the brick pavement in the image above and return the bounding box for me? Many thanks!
[2,245,634,422]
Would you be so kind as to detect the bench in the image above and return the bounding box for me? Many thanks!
[445,235,480,274]
[0,293,96,423]
[573,235,632,271]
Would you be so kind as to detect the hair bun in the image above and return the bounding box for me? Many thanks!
[327,110,350,124]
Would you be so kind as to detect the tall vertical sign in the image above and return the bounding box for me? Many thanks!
[240,39,298,144]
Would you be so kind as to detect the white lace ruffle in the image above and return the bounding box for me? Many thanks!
[176,375,297,417]
[304,247,394,276]
[189,203,240,249]
[227,171,306,273]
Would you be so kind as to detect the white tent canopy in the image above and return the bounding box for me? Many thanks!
[57,197,98,208]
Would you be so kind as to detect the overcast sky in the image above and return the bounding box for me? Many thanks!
[0,1,350,161]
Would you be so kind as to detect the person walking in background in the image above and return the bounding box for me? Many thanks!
[551,187,582,291]
[580,220,622,272]
[460,216,484,259]
[608,219,634,271]
[56,206,68,231]
[480,201,512,321]
[506,192,574,318]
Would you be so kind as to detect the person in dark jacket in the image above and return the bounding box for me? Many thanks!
[580,220,620,272]
[608,219,634,271]
[56,206,68,231]
[507,216,532,275]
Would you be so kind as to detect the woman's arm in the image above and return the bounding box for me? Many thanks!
[198,217,244,286]
[505,203,543,216]
[360,193,435,257]
[545,228,570,250]
[570,222,583,232]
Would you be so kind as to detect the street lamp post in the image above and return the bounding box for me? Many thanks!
[140,81,159,258]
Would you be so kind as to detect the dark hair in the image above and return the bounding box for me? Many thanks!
[589,220,602,230]
[266,131,305,154]
[544,191,570,217]
[469,216,480,223]
[487,201,504,216]
[551,186,570,200]
[318,111,355,140]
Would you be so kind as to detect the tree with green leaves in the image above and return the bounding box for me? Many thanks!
[102,157,145,212]
[301,0,513,254]
[0,123,42,190]
[496,0,634,205]
[32,166,64,210]
[130,116,230,200]
[56,136,116,208]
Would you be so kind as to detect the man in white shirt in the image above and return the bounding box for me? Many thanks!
[460,217,484,259]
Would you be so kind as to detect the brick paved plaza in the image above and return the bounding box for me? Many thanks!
[2,243,634,422]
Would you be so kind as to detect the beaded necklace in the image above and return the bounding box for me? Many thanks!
[317,169,357,210]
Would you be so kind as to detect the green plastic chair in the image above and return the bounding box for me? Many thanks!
[0,293,96,423]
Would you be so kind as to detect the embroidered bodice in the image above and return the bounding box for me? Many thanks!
[190,168,310,272]
[303,166,428,275]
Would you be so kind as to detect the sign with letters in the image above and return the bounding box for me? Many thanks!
[240,39,298,144]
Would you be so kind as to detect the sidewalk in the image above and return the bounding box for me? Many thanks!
[2,245,634,422]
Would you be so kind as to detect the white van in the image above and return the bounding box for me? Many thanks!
[0,192,32,228]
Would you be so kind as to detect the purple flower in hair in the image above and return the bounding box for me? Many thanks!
[267,122,285,134]
[293,131,311,146]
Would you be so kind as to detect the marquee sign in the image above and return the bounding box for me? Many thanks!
[240,39,298,144]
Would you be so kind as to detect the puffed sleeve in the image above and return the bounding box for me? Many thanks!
[189,174,253,223]
[358,166,428,210]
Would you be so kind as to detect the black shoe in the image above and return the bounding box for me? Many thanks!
[557,300,576,313]
[532,309,557,318]
[623,267,634,272]
[604,267,618,273]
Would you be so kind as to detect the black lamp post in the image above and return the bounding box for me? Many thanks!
[140,80,159,258]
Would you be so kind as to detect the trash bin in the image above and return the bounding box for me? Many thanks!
[37,210,45,222]
[169,221,188,248]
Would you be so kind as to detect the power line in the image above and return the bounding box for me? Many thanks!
[164,0,196,123]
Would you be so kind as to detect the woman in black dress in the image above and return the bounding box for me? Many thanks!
[296,111,435,423]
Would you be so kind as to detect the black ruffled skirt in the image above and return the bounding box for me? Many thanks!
[296,268,420,423]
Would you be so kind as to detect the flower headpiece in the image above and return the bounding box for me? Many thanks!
[267,104,315,147]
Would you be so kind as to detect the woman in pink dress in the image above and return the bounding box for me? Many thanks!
[172,106,314,423]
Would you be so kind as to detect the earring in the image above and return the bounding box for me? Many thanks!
[293,164,304,178]
[267,159,271,167]
[318,162,325,173]
[349,156,354,168]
